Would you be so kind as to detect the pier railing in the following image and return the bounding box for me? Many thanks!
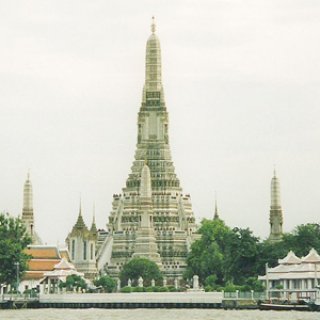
[1,293,39,302]
[223,291,266,301]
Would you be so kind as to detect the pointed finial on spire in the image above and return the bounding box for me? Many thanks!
[151,16,156,33]
[214,191,219,220]
[79,195,82,216]
[273,164,277,177]
[92,202,96,224]
[74,195,87,230]
[90,202,97,234]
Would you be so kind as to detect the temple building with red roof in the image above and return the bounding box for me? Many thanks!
[18,245,74,293]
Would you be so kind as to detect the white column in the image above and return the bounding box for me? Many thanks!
[48,278,51,294]
[283,280,287,290]
[40,282,45,294]
[289,280,294,289]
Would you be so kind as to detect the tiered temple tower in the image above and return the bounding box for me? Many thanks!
[269,169,283,242]
[21,173,42,244]
[66,203,98,280]
[99,18,198,280]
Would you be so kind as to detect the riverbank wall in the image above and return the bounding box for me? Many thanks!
[1,292,223,309]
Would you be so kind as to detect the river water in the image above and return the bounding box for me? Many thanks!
[0,309,318,320]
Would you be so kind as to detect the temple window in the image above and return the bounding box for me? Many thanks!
[90,243,94,260]
[71,240,75,260]
[83,240,87,260]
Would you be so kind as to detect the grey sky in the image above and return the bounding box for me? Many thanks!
[0,0,319,245]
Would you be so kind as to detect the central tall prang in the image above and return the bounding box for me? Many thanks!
[126,18,181,193]
[98,18,198,281]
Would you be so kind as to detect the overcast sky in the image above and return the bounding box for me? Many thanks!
[1,0,319,245]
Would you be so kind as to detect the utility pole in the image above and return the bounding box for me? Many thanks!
[265,263,269,301]
[14,262,19,293]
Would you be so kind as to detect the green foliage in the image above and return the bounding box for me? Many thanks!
[152,286,161,292]
[254,240,288,273]
[59,274,87,291]
[256,223,320,275]
[167,285,177,292]
[185,219,260,285]
[184,219,227,283]
[282,223,320,256]
[94,275,116,293]
[223,282,238,292]
[224,227,260,284]
[243,277,264,292]
[186,219,320,290]
[158,286,168,292]
[120,257,162,286]
[204,285,214,292]
[0,213,32,287]
[120,286,132,293]
[132,286,145,292]
[204,275,217,288]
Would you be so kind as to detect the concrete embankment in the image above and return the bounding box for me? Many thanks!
[38,292,223,309]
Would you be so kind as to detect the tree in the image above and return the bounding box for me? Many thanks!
[59,274,87,291]
[0,213,32,288]
[256,223,320,275]
[120,257,162,286]
[282,223,320,256]
[255,239,288,273]
[223,227,260,284]
[185,219,230,284]
[94,275,116,293]
[185,219,260,286]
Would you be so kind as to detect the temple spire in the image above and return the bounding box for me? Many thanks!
[269,169,283,242]
[214,192,219,220]
[104,19,196,278]
[74,197,86,230]
[22,172,34,235]
[144,16,162,93]
[21,172,42,244]
[90,203,97,234]
[271,169,281,207]
[151,16,156,33]
[22,172,33,216]
[92,202,96,223]
[79,197,82,215]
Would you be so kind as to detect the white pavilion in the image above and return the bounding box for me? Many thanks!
[259,248,320,301]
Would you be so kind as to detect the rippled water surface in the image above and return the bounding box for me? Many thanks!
[0,309,319,320]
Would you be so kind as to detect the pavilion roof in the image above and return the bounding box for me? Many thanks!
[301,248,320,263]
[278,250,301,265]
[54,258,75,270]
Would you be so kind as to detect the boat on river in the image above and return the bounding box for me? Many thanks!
[259,301,310,311]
